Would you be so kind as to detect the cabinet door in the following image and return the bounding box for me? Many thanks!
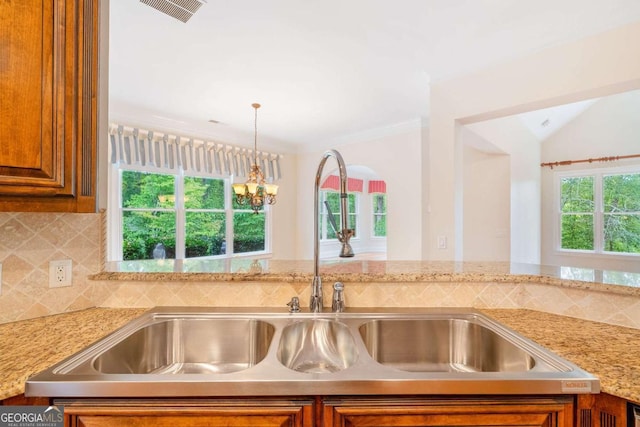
[577,393,627,427]
[0,0,97,212]
[323,396,573,427]
[58,398,315,427]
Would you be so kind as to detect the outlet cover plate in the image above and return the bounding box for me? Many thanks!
[49,259,72,288]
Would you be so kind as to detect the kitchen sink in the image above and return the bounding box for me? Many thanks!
[26,307,599,397]
[277,319,358,373]
[92,318,275,374]
[358,318,535,373]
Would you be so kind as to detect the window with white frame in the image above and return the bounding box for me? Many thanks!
[557,166,640,255]
[108,124,281,262]
[319,191,358,240]
[118,169,267,261]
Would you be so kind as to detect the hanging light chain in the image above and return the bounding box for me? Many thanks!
[252,103,260,167]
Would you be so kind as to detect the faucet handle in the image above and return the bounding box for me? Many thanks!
[287,296,301,313]
[332,282,345,312]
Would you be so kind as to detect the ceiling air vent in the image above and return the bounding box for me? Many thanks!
[140,0,206,23]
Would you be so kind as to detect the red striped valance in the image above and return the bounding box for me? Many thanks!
[321,175,364,192]
[368,180,386,194]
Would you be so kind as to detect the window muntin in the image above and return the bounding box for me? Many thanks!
[557,167,640,256]
[119,169,268,261]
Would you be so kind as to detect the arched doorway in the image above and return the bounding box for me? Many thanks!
[318,165,387,260]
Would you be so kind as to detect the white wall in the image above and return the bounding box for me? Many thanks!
[296,126,424,261]
[462,141,510,262]
[427,21,640,261]
[270,153,299,259]
[465,117,541,264]
[540,90,640,272]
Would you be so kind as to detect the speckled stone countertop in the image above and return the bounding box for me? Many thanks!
[1,307,639,403]
[483,309,640,404]
[0,308,148,400]
[93,260,640,296]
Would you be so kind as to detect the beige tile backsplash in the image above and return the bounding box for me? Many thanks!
[0,212,101,323]
[1,212,640,329]
[93,279,640,329]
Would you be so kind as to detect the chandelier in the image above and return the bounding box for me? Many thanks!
[232,103,278,214]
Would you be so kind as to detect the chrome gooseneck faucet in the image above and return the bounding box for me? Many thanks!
[311,149,355,312]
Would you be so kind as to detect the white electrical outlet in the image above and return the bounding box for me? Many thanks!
[49,259,72,288]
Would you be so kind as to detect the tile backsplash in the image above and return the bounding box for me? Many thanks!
[0,212,102,323]
[1,212,640,330]
[92,279,640,329]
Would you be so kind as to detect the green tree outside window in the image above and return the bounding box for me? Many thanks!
[120,171,267,260]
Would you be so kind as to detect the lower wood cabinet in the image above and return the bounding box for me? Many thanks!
[54,395,575,427]
[8,392,636,427]
[0,394,49,406]
[55,398,315,427]
[577,393,628,427]
[323,396,574,427]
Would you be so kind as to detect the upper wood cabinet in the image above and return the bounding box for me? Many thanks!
[0,0,98,212]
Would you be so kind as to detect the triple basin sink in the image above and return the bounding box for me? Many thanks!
[26,307,599,397]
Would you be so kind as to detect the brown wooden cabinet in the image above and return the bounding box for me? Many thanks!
[0,393,50,406]
[0,0,98,212]
[577,393,628,427]
[322,396,574,427]
[56,398,315,427]
[52,395,578,427]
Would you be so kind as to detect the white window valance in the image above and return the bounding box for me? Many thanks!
[108,124,282,180]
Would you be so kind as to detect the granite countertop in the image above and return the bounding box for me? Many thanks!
[93,260,640,297]
[0,308,148,400]
[1,307,639,403]
[483,309,640,404]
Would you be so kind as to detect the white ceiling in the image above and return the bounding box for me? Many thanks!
[517,98,600,141]
[109,0,640,152]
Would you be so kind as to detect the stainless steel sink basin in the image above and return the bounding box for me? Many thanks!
[359,319,535,373]
[93,318,275,374]
[26,307,599,398]
[277,319,357,373]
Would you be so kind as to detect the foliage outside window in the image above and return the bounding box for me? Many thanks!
[560,176,594,250]
[602,173,640,253]
[121,170,267,261]
[558,169,640,255]
[319,191,358,240]
[372,194,387,237]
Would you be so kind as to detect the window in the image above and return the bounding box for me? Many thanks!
[557,166,640,255]
[107,124,282,264]
[372,194,387,237]
[118,169,268,261]
[319,191,358,240]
